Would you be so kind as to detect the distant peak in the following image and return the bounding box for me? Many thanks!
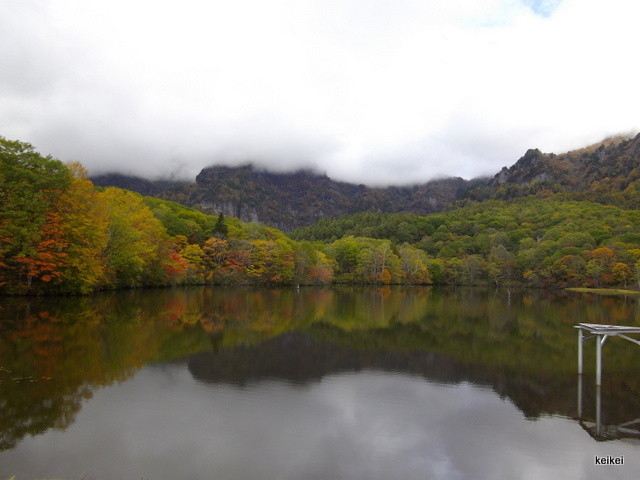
[562,133,636,156]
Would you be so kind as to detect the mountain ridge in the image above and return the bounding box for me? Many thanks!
[91,133,640,230]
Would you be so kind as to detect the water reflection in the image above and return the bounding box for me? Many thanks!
[3,366,639,480]
[577,377,640,442]
[1,286,640,477]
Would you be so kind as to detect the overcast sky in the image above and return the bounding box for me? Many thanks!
[1,0,638,185]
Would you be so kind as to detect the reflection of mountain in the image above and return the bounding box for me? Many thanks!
[190,329,498,386]
[3,286,640,451]
[188,328,640,431]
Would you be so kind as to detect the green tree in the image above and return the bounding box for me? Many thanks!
[355,240,400,284]
[398,244,432,284]
[0,137,71,293]
[611,262,633,287]
[246,239,295,284]
[213,211,229,238]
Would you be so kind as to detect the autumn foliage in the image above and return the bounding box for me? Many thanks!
[3,136,640,294]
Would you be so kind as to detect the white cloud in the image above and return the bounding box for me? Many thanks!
[0,0,638,184]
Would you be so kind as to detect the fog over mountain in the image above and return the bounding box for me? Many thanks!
[1,0,639,185]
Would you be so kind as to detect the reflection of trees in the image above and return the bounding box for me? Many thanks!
[2,286,640,450]
[190,326,640,426]
[0,382,90,451]
[0,292,213,451]
[190,286,640,423]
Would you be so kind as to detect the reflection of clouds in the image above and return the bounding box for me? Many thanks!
[1,367,639,480]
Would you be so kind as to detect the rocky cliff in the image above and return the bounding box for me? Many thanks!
[94,165,477,230]
[91,133,640,230]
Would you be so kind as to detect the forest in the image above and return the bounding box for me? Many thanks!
[2,136,640,294]
[290,201,640,288]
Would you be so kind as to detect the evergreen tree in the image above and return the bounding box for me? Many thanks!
[213,211,229,238]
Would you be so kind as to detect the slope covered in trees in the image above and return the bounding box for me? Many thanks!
[1,138,417,293]
[3,136,640,294]
[0,138,188,294]
[476,134,640,207]
[291,198,640,288]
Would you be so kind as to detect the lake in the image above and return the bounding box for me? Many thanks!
[1,286,639,479]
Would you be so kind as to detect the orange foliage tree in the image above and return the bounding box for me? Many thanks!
[13,211,69,288]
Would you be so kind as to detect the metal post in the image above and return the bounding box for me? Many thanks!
[595,385,602,436]
[577,373,583,419]
[596,334,602,386]
[578,327,583,374]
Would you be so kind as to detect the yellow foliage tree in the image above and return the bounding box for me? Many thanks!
[56,163,109,293]
[99,187,169,287]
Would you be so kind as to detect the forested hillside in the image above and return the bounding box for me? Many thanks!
[0,138,316,294]
[291,198,640,288]
[3,136,640,294]
[0,138,426,294]
[471,134,640,207]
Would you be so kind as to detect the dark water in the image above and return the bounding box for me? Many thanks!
[1,286,639,479]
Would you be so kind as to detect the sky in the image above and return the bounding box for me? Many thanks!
[1,0,638,185]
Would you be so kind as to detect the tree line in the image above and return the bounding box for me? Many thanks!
[0,138,429,294]
[292,199,640,288]
[3,136,640,294]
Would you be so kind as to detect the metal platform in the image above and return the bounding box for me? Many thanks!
[574,323,640,440]
[574,323,640,385]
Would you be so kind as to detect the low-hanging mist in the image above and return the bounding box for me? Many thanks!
[1,0,639,185]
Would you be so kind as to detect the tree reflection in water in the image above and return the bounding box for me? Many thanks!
[1,286,639,451]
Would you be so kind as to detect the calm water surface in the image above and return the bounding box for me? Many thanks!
[1,286,639,479]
